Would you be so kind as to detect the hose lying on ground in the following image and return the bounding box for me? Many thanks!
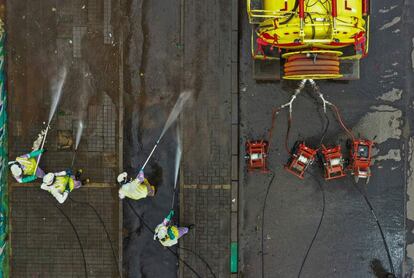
[69,196,122,278]
[125,199,217,278]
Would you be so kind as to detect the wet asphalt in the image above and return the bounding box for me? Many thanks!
[239,0,413,277]
[122,0,182,277]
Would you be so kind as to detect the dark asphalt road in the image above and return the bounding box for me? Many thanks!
[122,0,182,277]
[239,0,413,277]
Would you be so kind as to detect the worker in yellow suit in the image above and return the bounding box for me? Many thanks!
[9,149,45,183]
[154,210,193,247]
[40,169,88,203]
[9,128,48,183]
[117,170,155,200]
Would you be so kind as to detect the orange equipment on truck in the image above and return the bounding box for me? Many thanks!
[348,139,373,183]
[285,141,317,179]
[320,144,346,181]
[245,140,269,173]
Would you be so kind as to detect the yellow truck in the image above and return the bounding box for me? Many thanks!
[247,0,370,80]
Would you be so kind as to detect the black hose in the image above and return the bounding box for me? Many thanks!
[46,195,88,278]
[125,199,215,278]
[69,196,122,278]
[176,246,217,278]
[261,172,276,278]
[285,116,293,154]
[319,112,330,145]
[352,185,395,275]
[279,0,299,25]
[297,172,326,278]
[306,13,316,40]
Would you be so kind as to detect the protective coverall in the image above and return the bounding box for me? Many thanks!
[118,171,155,200]
[154,210,189,247]
[40,171,83,204]
[9,149,45,183]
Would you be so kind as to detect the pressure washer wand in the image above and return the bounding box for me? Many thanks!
[139,139,161,172]
[33,125,50,176]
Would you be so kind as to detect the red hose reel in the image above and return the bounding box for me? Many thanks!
[245,140,269,173]
[320,144,346,181]
[284,141,317,179]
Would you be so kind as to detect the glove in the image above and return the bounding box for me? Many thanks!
[166,210,174,221]
[28,149,44,158]
[137,170,145,183]
[21,175,37,183]
[65,169,73,176]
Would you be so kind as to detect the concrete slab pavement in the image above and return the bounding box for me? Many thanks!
[178,0,239,276]
[7,0,123,276]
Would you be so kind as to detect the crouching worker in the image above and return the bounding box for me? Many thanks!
[9,128,48,183]
[9,149,45,183]
[40,169,88,204]
[117,170,155,200]
[154,210,193,247]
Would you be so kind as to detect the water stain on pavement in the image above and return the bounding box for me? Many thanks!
[374,149,401,162]
[406,138,414,271]
[148,161,163,189]
[351,106,402,144]
[377,88,403,102]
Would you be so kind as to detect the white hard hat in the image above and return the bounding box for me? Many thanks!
[117,172,128,184]
[156,226,168,240]
[10,164,22,177]
[43,173,55,186]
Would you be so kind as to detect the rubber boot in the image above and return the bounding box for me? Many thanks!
[75,169,83,180]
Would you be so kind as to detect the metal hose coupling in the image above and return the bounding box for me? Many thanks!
[307,79,318,90]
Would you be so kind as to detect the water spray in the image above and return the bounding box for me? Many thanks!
[48,68,67,125]
[139,91,191,172]
[71,120,84,168]
[171,125,182,209]
[33,68,67,176]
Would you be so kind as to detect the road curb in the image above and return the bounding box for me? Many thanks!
[230,0,239,276]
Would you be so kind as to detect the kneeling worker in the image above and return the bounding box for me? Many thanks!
[40,169,88,203]
[9,128,48,183]
[9,149,45,183]
[154,210,193,247]
[117,170,155,200]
